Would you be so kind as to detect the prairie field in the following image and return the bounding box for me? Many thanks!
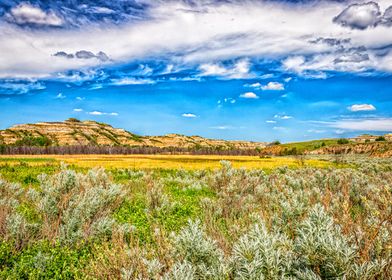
[0,154,336,170]
[0,155,391,279]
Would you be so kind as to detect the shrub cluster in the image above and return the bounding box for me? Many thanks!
[0,158,391,279]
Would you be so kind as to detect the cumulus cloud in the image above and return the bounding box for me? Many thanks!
[182,113,197,118]
[382,6,392,26]
[198,59,252,79]
[239,92,259,99]
[333,2,392,30]
[333,2,381,30]
[266,120,277,124]
[54,50,109,62]
[1,1,392,79]
[261,82,285,91]
[7,3,63,26]
[347,104,376,112]
[73,108,83,112]
[244,81,284,90]
[246,82,261,88]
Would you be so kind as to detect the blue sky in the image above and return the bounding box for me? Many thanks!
[0,0,392,142]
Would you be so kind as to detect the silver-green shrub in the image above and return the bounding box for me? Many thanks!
[168,220,229,279]
[231,222,293,279]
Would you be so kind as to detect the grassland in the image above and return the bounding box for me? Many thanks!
[0,155,390,279]
[0,154,337,170]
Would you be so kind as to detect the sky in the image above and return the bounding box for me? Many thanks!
[0,0,392,142]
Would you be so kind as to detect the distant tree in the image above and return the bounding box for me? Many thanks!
[270,140,281,146]
[0,144,5,154]
[15,135,52,147]
[375,136,386,142]
[337,138,349,144]
[66,118,81,122]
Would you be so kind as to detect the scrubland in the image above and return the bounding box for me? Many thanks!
[0,155,391,279]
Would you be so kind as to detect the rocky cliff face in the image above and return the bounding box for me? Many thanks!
[309,142,392,157]
[0,119,266,150]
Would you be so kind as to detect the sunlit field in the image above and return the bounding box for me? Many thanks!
[0,154,337,170]
[0,155,390,279]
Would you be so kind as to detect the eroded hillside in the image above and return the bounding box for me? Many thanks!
[0,119,266,150]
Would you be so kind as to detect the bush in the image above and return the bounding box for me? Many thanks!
[167,220,229,279]
[337,138,349,144]
[375,136,386,142]
[15,135,52,147]
[66,118,81,123]
[1,167,128,247]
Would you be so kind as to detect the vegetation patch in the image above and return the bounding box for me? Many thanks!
[0,156,390,279]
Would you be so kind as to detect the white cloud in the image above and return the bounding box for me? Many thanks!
[1,1,392,79]
[76,96,85,101]
[348,104,376,112]
[261,82,285,91]
[333,2,381,30]
[182,113,197,118]
[7,3,63,26]
[88,111,104,115]
[0,81,45,94]
[260,74,274,79]
[245,81,285,91]
[88,111,118,116]
[307,129,326,134]
[73,108,83,112]
[198,59,252,79]
[55,93,66,99]
[329,118,392,131]
[219,97,236,105]
[210,125,235,130]
[245,82,261,88]
[110,77,156,86]
[266,120,277,124]
[274,114,293,120]
[239,92,259,99]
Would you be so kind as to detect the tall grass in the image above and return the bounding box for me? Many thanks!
[0,157,391,279]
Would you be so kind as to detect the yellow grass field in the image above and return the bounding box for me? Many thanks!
[0,154,336,170]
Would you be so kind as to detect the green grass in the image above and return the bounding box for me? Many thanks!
[0,156,390,279]
[280,139,344,153]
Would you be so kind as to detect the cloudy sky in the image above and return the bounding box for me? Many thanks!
[1,0,392,142]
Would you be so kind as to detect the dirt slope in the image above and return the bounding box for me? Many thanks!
[0,119,266,150]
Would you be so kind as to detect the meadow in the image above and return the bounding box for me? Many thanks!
[0,154,337,170]
[0,155,391,279]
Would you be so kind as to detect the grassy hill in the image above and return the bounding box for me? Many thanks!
[261,138,392,157]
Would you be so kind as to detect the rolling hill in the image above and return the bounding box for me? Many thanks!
[0,119,266,150]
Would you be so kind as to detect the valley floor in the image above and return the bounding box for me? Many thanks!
[0,154,336,170]
[0,155,390,279]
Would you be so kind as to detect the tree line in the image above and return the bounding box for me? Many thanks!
[0,145,263,156]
